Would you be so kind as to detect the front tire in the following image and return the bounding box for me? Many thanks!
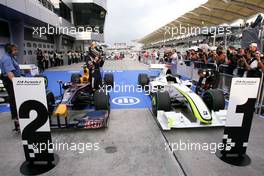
[46,90,55,117]
[138,74,149,88]
[203,89,225,111]
[152,91,171,117]
[94,90,110,111]
[104,73,114,87]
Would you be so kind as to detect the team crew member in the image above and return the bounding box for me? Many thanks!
[87,42,103,90]
[36,48,44,73]
[0,44,22,131]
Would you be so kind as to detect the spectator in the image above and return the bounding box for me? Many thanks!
[143,51,149,64]
[208,50,217,63]
[171,49,178,75]
[138,51,141,62]
[157,51,160,61]
[151,50,157,64]
[190,49,198,61]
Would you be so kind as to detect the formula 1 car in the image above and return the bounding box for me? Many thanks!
[44,65,114,129]
[138,64,227,130]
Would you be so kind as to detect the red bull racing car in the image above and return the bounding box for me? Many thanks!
[45,65,114,129]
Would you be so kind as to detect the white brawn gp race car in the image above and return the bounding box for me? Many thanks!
[138,64,227,130]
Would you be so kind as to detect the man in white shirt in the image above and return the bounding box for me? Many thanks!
[170,49,178,76]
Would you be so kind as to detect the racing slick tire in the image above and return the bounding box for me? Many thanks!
[138,74,149,88]
[46,90,55,117]
[71,73,82,84]
[203,89,225,111]
[104,73,114,87]
[94,90,110,111]
[152,91,171,117]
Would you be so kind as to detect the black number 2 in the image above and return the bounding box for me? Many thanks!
[19,100,54,162]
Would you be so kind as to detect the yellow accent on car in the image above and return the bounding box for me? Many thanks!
[80,65,89,84]
[54,104,68,118]
[168,117,174,128]
[152,96,156,106]
[176,88,211,124]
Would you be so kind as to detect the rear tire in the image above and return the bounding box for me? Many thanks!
[104,73,114,87]
[46,90,55,117]
[94,90,110,110]
[71,73,82,84]
[203,89,225,111]
[152,91,171,117]
[138,74,149,87]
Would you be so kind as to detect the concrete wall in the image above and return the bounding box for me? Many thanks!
[63,0,107,10]
[9,20,25,63]
[0,0,59,27]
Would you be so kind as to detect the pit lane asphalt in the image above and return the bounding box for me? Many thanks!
[0,57,263,176]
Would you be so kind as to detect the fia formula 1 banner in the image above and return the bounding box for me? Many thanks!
[221,78,260,157]
[13,78,54,162]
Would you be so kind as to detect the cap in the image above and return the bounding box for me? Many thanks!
[250,43,258,48]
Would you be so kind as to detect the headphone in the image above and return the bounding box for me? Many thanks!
[5,43,17,54]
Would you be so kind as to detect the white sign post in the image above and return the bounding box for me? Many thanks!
[13,77,58,175]
[216,78,260,166]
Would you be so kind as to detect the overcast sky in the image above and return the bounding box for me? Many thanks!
[104,0,207,45]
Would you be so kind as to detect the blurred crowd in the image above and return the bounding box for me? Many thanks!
[139,42,264,78]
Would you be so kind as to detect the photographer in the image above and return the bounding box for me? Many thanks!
[216,46,227,66]
[242,46,262,78]
[226,46,238,75]
[256,53,264,73]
